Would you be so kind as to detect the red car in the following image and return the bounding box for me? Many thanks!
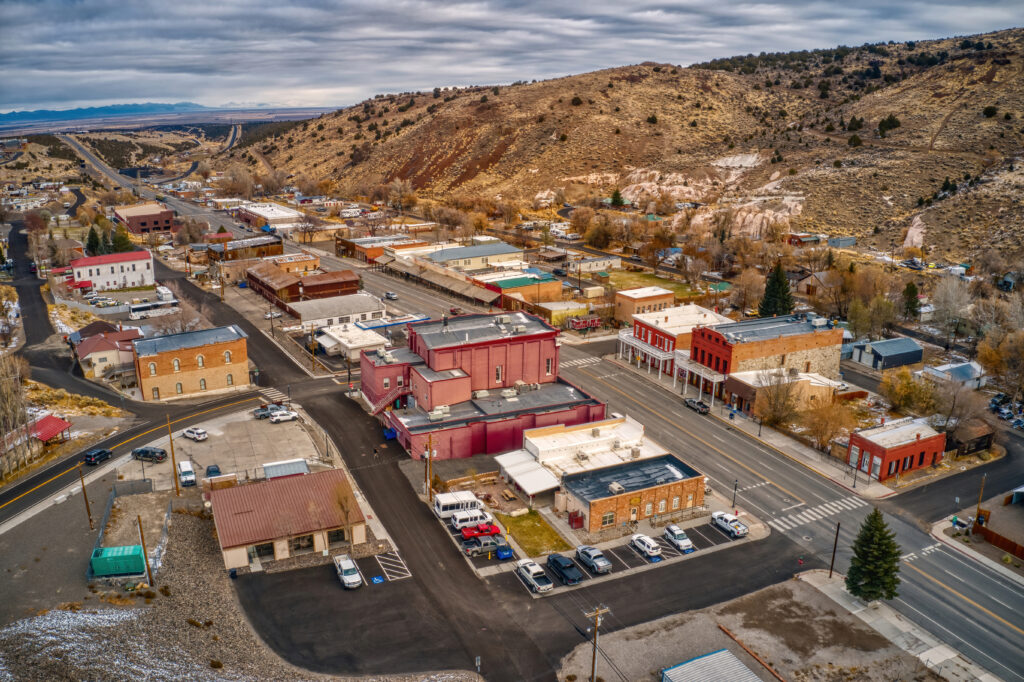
[460,523,501,540]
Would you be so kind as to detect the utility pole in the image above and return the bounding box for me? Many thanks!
[584,605,610,682]
[166,414,180,497]
[138,514,154,587]
[219,273,224,302]
[828,521,840,579]
[425,434,435,502]
[77,464,94,530]
[731,479,739,508]
[974,472,986,523]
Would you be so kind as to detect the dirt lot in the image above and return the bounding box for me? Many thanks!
[558,580,939,682]
[102,490,171,551]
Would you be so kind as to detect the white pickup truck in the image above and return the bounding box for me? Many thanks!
[712,511,749,538]
[516,559,553,593]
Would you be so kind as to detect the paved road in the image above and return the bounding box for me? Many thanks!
[0,151,23,166]
[557,346,1024,682]
[64,187,85,216]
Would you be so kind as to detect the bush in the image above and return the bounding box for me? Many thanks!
[559,133,567,142]
[983,106,998,118]
[1002,554,1013,564]
[848,134,863,147]
[646,114,658,124]
[210,660,223,669]
[571,96,583,106]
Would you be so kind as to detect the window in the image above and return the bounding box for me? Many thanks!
[199,378,207,391]
[672,496,680,510]
[397,375,403,386]
[546,358,553,375]
[172,358,180,372]
[196,354,205,368]
[780,354,787,364]
[175,382,183,394]
[226,373,233,386]
[600,511,615,527]
[224,350,232,363]
[805,361,811,372]
[148,362,157,376]
[918,451,925,466]
[152,387,160,399]
[288,534,315,555]
[327,528,347,546]
[254,542,274,559]
[644,502,653,516]
[657,499,666,513]
[495,365,503,383]
[383,378,390,390]
[888,461,897,476]
[903,455,912,471]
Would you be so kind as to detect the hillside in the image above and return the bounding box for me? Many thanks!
[224,28,1024,260]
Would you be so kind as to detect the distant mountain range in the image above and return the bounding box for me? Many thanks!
[0,102,212,123]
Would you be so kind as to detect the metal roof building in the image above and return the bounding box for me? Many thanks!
[133,325,247,356]
[851,336,923,370]
[562,454,702,503]
[427,242,522,264]
[661,649,760,682]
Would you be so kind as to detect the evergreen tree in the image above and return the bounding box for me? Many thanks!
[757,261,795,317]
[111,228,133,253]
[217,225,228,234]
[846,508,901,602]
[610,189,624,207]
[902,282,920,319]
[825,248,835,269]
[101,229,113,254]
[86,227,100,255]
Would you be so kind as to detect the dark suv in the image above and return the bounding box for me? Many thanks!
[132,446,167,462]
[547,553,584,586]
[83,448,112,465]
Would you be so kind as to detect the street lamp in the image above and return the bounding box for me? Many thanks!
[731,479,739,508]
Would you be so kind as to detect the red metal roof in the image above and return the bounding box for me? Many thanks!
[76,329,142,359]
[70,251,151,269]
[32,415,72,441]
[209,469,363,549]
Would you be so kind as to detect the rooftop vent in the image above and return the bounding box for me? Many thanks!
[608,481,625,495]
[473,390,489,399]
[512,324,527,333]
[630,447,641,459]
[591,427,601,437]
[500,388,517,398]
[498,314,511,324]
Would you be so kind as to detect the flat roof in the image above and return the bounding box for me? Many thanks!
[616,286,674,299]
[855,417,941,448]
[562,454,702,503]
[411,312,554,350]
[633,304,731,335]
[393,379,599,432]
[711,314,834,343]
[114,202,168,217]
[492,275,558,289]
[428,242,521,263]
[365,346,424,367]
[317,324,388,348]
[413,366,468,383]
[493,450,560,496]
[728,369,843,389]
[288,293,385,320]
[133,325,246,356]
[210,235,282,252]
[238,202,302,219]
[860,337,923,356]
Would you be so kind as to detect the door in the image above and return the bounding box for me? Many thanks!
[629,507,638,522]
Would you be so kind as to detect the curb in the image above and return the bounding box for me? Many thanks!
[928,519,1024,588]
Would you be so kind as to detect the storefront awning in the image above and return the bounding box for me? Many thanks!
[495,450,560,496]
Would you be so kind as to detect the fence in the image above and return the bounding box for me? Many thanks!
[973,511,1024,560]
[87,478,154,581]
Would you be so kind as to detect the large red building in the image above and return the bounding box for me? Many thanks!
[360,312,605,460]
[846,417,945,482]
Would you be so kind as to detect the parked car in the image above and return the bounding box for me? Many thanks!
[263,311,282,319]
[684,398,710,414]
[333,554,363,589]
[449,307,463,315]
[547,553,584,586]
[575,545,612,574]
[253,403,287,419]
[997,407,1015,421]
[663,524,695,553]
[384,292,399,300]
[462,534,510,558]
[132,446,167,462]
[712,511,749,538]
[989,393,1009,407]
[460,523,502,540]
[268,410,299,423]
[630,533,662,558]
[1010,418,1024,431]
[552,268,567,277]
[82,448,112,465]
[205,464,222,477]
[182,427,208,441]
[516,559,553,593]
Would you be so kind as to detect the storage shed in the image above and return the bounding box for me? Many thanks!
[851,337,923,370]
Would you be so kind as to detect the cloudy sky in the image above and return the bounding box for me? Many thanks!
[0,0,1019,112]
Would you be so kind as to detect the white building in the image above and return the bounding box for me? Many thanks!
[237,202,303,227]
[285,293,387,332]
[315,324,388,361]
[69,251,155,292]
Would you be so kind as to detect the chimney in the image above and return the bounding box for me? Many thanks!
[916,432,921,440]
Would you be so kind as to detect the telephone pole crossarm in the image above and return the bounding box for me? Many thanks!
[584,605,611,682]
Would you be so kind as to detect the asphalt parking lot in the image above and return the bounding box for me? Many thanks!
[440,517,521,568]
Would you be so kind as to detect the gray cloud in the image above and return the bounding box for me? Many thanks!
[0,0,1019,111]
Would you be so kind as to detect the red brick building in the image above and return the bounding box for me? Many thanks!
[617,304,731,379]
[113,202,180,235]
[846,417,945,482]
[360,312,605,459]
[246,261,359,304]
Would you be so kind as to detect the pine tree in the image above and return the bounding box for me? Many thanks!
[610,189,624,207]
[846,508,901,602]
[217,225,228,234]
[101,229,112,254]
[902,282,920,319]
[757,261,795,317]
[111,228,133,253]
[86,227,100,255]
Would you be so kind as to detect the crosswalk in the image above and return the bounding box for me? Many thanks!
[260,388,288,403]
[902,543,942,563]
[767,496,869,531]
[562,357,602,368]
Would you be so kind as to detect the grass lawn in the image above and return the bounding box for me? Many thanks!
[494,510,571,557]
[609,271,696,298]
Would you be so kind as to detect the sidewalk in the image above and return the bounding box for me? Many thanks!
[929,517,1024,589]
[607,356,894,499]
[799,570,1000,682]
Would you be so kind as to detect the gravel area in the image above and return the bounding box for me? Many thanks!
[0,512,480,682]
[102,491,171,550]
[558,580,939,682]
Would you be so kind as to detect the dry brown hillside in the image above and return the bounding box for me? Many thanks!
[224,28,1024,261]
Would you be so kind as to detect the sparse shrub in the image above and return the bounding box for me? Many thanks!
[614,128,620,134]
[646,114,658,124]
[571,96,582,106]
[159,585,171,597]
[788,168,797,175]
[210,660,223,669]
[559,133,567,141]
[848,134,863,147]
[833,160,842,168]
[690,120,697,127]
[479,95,488,103]
[187,618,203,628]
[1002,554,1013,564]
[982,105,998,118]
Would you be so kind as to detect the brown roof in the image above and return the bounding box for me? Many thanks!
[77,329,142,359]
[75,320,119,340]
[299,270,358,287]
[209,469,363,549]
[246,261,299,291]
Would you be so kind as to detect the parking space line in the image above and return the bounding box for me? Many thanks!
[607,547,636,570]
[687,525,718,546]
[375,551,412,581]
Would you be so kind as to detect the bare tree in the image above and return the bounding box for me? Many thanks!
[497,201,519,227]
[731,268,766,314]
[196,160,212,182]
[754,370,800,427]
[570,207,594,235]
[294,212,324,244]
[0,353,33,480]
[151,298,204,335]
[173,217,207,246]
[926,378,990,436]
[931,277,971,333]
[801,398,855,451]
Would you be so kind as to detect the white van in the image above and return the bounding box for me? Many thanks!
[433,491,483,519]
[177,460,196,487]
[450,509,493,530]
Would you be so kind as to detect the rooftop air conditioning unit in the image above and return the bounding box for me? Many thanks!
[613,439,622,449]
[513,324,527,333]
[811,317,828,327]
[383,353,395,363]
[438,404,450,414]
[473,390,489,399]
[500,388,518,398]
[498,314,512,324]
[630,447,641,459]
[608,481,625,495]
[428,409,445,422]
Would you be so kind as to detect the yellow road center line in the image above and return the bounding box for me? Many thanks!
[903,561,1024,637]
[577,367,805,505]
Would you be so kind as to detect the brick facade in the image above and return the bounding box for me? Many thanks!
[690,324,843,379]
[576,476,705,534]
[846,419,946,482]
[614,288,675,323]
[135,336,248,401]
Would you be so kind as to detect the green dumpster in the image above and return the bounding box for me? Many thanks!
[90,545,145,577]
